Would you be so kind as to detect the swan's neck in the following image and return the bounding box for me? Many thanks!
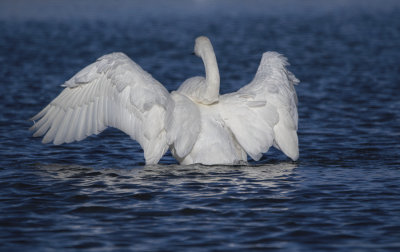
[201,47,220,103]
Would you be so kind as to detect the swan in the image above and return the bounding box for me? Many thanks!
[30,36,300,165]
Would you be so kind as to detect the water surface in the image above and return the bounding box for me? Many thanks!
[1,0,400,251]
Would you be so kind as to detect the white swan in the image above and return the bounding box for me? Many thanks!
[30,36,299,165]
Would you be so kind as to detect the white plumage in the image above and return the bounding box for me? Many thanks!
[30,36,299,165]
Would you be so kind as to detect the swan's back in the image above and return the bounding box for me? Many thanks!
[176,76,205,101]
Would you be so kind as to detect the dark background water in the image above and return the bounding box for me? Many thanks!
[1,0,400,251]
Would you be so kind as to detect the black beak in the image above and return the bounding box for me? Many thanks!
[191,52,195,55]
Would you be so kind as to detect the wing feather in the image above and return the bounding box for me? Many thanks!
[53,107,72,145]
[76,105,87,141]
[42,108,64,144]
[64,107,80,143]
[31,105,52,137]
[166,92,201,159]
[30,52,172,164]
[219,94,277,161]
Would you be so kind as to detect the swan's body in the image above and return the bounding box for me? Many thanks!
[30,36,299,165]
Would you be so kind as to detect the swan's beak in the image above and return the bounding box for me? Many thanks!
[191,52,195,55]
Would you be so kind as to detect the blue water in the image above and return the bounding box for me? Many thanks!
[1,0,400,251]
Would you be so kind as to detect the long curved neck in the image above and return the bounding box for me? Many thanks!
[201,47,220,102]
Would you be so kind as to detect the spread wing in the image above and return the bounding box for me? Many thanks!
[30,52,173,164]
[219,52,299,161]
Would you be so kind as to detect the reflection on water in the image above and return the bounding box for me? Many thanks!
[35,162,298,194]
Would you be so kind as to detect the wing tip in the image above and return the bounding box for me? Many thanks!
[288,150,299,161]
[273,125,299,161]
[281,140,299,161]
[261,51,289,66]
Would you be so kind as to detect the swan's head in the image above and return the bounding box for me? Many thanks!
[194,36,213,57]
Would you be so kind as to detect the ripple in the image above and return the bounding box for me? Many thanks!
[67,206,126,214]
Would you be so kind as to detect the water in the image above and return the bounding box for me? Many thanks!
[1,0,400,250]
